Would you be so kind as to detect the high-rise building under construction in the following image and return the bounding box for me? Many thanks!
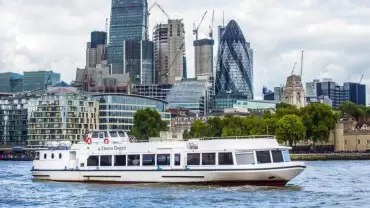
[153,19,185,84]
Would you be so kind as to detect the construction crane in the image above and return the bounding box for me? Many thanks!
[300,50,304,77]
[160,43,185,78]
[359,74,364,83]
[291,62,298,75]
[105,18,109,44]
[193,11,208,40]
[156,3,170,19]
[146,0,159,40]
[148,0,159,15]
[209,10,215,39]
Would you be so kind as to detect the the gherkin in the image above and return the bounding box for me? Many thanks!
[216,20,254,100]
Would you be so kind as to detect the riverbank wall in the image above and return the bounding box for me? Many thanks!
[291,153,370,161]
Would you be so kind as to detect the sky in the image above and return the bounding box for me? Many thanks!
[0,0,370,101]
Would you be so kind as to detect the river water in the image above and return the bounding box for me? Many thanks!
[0,161,367,207]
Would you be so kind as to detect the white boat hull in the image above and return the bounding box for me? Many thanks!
[32,163,305,186]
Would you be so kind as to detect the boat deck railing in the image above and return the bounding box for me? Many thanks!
[132,135,276,143]
[197,135,275,140]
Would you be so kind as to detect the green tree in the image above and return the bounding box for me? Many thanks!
[189,120,208,138]
[339,101,363,121]
[276,114,306,146]
[131,108,168,140]
[275,105,300,118]
[251,117,279,136]
[276,103,295,109]
[205,117,224,137]
[301,103,339,151]
[222,116,245,137]
[183,129,191,140]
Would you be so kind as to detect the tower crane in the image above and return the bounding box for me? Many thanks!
[148,0,159,15]
[291,62,298,75]
[359,74,363,83]
[300,50,304,77]
[146,0,159,40]
[155,3,170,19]
[160,43,185,78]
[193,11,208,40]
[209,10,215,39]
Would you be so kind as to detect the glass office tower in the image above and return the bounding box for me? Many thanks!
[215,20,254,100]
[108,0,148,74]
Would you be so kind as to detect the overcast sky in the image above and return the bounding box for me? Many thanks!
[0,0,369,100]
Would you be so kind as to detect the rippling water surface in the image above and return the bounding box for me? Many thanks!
[0,161,368,207]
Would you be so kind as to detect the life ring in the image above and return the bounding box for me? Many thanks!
[104,138,109,144]
[85,138,92,144]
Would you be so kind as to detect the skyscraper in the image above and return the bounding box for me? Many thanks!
[308,78,366,109]
[215,20,254,100]
[86,31,107,68]
[194,39,214,76]
[108,0,148,74]
[153,19,185,84]
[123,40,154,85]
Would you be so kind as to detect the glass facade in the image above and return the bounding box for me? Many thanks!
[0,73,23,93]
[132,84,172,101]
[91,31,107,48]
[216,20,254,100]
[92,94,170,131]
[124,40,154,84]
[23,71,60,92]
[214,93,246,111]
[343,82,366,106]
[166,78,213,116]
[108,0,148,74]
[314,79,366,109]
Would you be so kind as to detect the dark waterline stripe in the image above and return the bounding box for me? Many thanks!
[162,176,205,178]
[34,179,289,187]
[83,175,121,178]
[32,165,306,172]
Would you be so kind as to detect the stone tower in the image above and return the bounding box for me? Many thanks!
[282,75,306,107]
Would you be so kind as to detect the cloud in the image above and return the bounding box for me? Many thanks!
[0,0,369,103]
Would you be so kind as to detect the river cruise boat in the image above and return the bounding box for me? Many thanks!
[31,130,306,186]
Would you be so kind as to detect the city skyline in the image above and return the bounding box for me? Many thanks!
[0,0,369,100]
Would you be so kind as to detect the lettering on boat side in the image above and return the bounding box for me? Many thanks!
[99,146,126,151]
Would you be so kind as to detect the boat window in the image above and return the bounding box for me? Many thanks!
[35,152,40,160]
[272,150,284,163]
[157,154,170,166]
[256,151,272,164]
[87,156,99,166]
[114,155,126,166]
[44,153,47,160]
[202,153,216,165]
[187,153,200,165]
[59,153,62,159]
[143,154,155,166]
[118,131,125,137]
[218,152,233,165]
[91,131,99,138]
[235,152,255,165]
[51,153,54,159]
[109,131,118,138]
[174,153,181,166]
[98,132,106,138]
[282,150,291,162]
[100,155,112,166]
[128,155,141,166]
